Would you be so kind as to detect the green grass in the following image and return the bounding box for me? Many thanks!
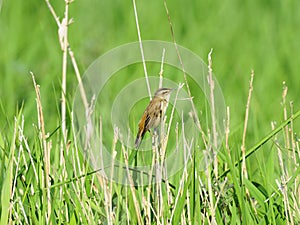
[1,0,300,224]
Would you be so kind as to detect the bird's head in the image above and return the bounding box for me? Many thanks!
[154,88,173,100]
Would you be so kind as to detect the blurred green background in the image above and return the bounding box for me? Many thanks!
[0,0,299,141]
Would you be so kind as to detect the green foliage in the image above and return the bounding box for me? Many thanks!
[1,0,300,224]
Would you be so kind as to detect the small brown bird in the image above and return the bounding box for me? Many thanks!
[135,87,173,148]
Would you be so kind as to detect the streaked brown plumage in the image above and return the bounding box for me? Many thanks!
[135,88,173,148]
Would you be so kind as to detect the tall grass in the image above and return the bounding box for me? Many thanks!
[1,87,299,223]
[1,0,300,224]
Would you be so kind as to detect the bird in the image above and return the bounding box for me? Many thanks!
[135,87,173,149]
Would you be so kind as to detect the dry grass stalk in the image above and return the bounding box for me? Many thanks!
[241,70,254,180]
[44,0,89,133]
[208,49,218,178]
[163,0,207,148]
[132,0,152,100]
[169,141,192,223]
[282,82,290,151]
[122,144,143,224]
[225,106,230,170]
[60,0,70,143]
[159,48,166,89]
[31,73,51,223]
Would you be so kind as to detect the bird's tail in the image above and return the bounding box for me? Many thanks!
[135,134,142,149]
[135,129,146,149]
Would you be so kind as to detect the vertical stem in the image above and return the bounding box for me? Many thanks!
[31,73,51,223]
[282,82,290,160]
[45,0,89,116]
[206,164,216,224]
[225,107,230,170]
[208,49,218,178]
[241,70,254,180]
[60,2,70,222]
[164,0,207,148]
[132,0,152,100]
[159,48,166,89]
[61,0,69,143]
